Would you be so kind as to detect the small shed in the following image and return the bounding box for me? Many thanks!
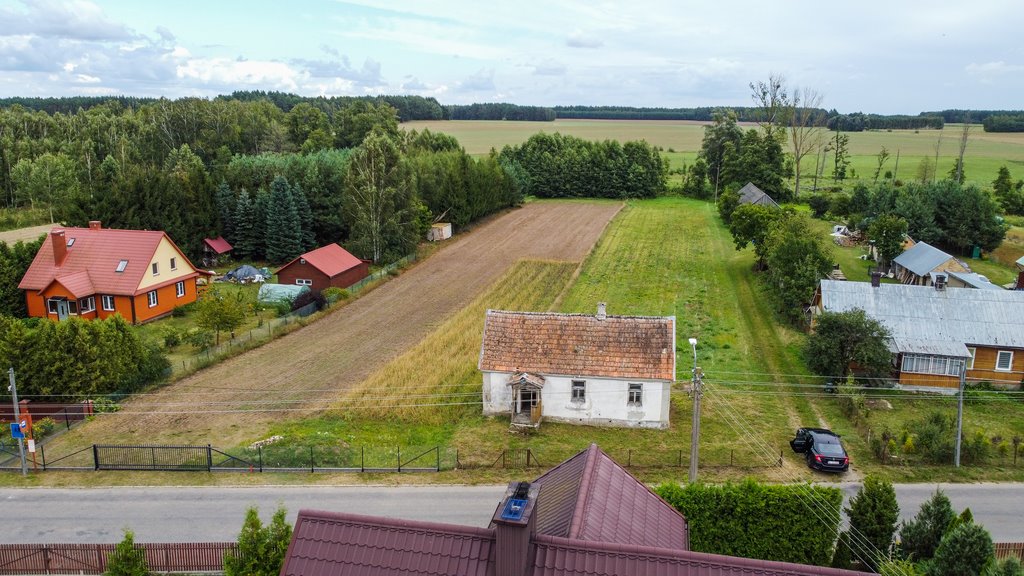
[275,243,370,293]
[258,283,309,304]
[202,237,233,267]
[736,182,780,208]
[427,223,452,242]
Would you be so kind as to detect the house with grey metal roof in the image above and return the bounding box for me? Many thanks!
[813,279,1024,390]
[946,271,1003,291]
[891,241,968,286]
[280,444,868,576]
[736,182,780,208]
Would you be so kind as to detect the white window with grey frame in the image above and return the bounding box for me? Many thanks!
[996,350,1014,372]
[571,380,586,403]
[627,383,643,406]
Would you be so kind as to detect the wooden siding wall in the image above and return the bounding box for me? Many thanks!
[898,372,960,389]
[968,346,1024,386]
[277,261,331,292]
[0,542,238,575]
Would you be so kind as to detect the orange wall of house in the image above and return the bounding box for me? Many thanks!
[96,295,135,323]
[968,347,1024,386]
[134,278,198,323]
[899,372,960,389]
[29,284,101,321]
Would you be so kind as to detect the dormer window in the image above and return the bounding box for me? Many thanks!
[116,260,128,273]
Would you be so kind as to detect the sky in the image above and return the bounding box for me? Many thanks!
[0,0,1022,115]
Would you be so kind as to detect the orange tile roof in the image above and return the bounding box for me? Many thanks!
[276,243,364,278]
[479,310,675,381]
[18,226,197,297]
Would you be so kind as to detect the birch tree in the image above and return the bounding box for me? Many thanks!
[788,87,825,199]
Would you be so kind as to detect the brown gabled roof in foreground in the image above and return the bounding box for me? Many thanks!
[479,310,675,381]
[531,445,688,550]
[279,444,874,576]
[281,510,496,576]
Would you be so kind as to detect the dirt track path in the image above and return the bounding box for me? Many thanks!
[54,201,622,447]
[0,224,53,245]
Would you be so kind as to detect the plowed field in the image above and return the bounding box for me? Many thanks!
[51,200,621,448]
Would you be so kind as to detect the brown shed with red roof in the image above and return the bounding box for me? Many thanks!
[275,243,369,293]
[18,221,209,324]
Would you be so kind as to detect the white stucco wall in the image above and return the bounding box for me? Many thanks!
[482,371,671,429]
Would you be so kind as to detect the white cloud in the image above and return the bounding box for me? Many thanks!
[566,30,602,49]
[965,61,1024,76]
[176,57,303,92]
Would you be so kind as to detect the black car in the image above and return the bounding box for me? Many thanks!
[789,428,850,473]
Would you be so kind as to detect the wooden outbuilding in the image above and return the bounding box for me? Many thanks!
[275,243,370,293]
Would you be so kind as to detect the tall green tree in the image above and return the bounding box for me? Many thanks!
[224,506,293,576]
[721,129,788,201]
[868,214,909,272]
[898,489,956,562]
[788,86,825,199]
[930,522,994,576]
[806,309,892,380]
[265,176,303,264]
[831,130,850,182]
[231,189,258,259]
[194,287,247,345]
[11,152,81,222]
[344,128,418,262]
[0,236,45,317]
[699,110,744,193]
[764,213,833,321]
[728,203,781,268]
[844,476,899,572]
[214,181,235,240]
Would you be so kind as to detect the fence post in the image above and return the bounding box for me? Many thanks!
[436,446,440,471]
[207,444,213,472]
[93,444,100,470]
[397,446,401,473]
[361,446,364,473]
[40,444,45,470]
[678,449,682,467]
[627,449,632,467]
[310,446,314,473]
[64,408,70,430]
[258,446,263,472]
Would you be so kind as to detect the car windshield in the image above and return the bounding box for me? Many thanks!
[816,443,846,456]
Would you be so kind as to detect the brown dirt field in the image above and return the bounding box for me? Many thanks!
[0,223,53,245]
[49,200,622,450]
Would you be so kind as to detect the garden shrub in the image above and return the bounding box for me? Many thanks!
[898,489,955,562]
[930,522,994,576]
[224,506,292,576]
[32,417,56,440]
[655,479,841,566]
[105,530,148,576]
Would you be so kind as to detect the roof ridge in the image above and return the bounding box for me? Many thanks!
[486,309,673,321]
[296,509,496,539]
[566,444,600,539]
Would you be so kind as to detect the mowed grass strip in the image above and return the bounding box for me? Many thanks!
[335,260,578,424]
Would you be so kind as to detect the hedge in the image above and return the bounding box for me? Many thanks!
[655,479,842,567]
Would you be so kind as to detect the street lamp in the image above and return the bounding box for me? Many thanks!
[688,338,702,483]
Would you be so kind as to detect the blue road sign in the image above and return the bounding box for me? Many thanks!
[10,422,24,439]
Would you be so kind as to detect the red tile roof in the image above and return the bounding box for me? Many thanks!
[281,510,496,576]
[18,226,198,297]
[203,236,233,254]
[276,243,364,278]
[479,310,675,381]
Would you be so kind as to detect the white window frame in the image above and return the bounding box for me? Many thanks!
[175,281,185,298]
[101,295,115,311]
[67,300,78,314]
[170,257,177,271]
[295,279,313,286]
[996,350,1014,372]
[571,380,586,403]
[46,298,60,314]
[147,290,158,308]
[627,383,643,406]
[966,347,977,370]
[901,353,964,377]
[79,296,95,313]
[151,262,159,276]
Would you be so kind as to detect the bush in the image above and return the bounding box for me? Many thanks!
[808,194,830,218]
[914,411,956,464]
[845,476,899,571]
[655,479,841,566]
[930,522,994,576]
[32,417,56,440]
[224,506,292,576]
[321,287,349,303]
[185,329,214,350]
[898,489,955,562]
[292,290,327,312]
[105,530,148,576]
[161,328,182,349]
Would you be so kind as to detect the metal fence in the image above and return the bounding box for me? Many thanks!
[0,542,238,575]
[3,443,784,474]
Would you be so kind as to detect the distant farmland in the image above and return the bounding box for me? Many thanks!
[403,119,1024,189]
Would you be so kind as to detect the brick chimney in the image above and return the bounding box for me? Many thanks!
[596,302,607,320]
[491,481,540,576]
[88,221,102,230]
[50,230,68,267]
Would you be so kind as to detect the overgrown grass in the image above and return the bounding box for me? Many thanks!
[336,260,578,423]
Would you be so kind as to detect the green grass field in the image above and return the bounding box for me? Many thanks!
[403,119,1024,191]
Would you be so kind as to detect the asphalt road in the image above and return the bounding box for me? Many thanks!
[3,483,1022,544]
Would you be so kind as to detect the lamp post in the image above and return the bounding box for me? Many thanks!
[688,338,702,483]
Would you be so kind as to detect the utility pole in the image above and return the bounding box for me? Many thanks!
[688,338,702,483]
[9,367,27,476]
[954,358,966,467]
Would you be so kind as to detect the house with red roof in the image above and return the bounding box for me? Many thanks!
[201,236,233,267]
[479,304,675,429]
[280,444,868,576]
[275,243,369,293]
[18,221,210,324]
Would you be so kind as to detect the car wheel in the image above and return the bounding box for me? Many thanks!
[805,452,816,470]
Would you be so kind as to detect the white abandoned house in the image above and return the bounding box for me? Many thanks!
[478,304,676,429]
